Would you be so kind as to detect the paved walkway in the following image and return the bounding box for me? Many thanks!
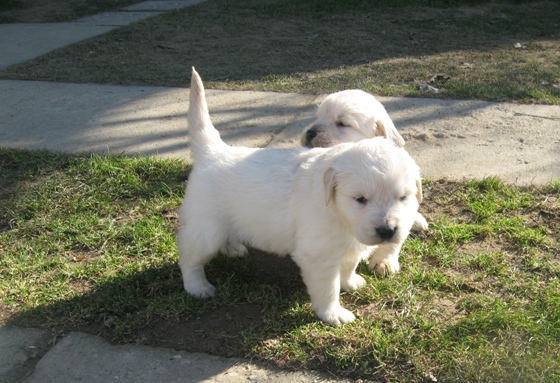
[0,1,559,382]
[0,0,205,69]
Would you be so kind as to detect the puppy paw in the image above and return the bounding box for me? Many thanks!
[341,273,366,291]
[221,243,248,257]
[184,279,216,299]
[368,258,400,276]
[316,305,356,325]
[412,212,429,231]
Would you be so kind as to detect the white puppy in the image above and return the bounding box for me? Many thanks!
[301,89,405,148]
[178,68,423,325]
[301,89,429,236]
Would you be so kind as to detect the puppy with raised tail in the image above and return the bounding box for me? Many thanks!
[178,68,424,325]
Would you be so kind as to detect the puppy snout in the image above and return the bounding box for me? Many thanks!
[376,225,396,240]
[304,127,319,147]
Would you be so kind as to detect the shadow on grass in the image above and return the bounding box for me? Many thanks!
[1,148,313,358]
[6,249,311,356]
[2,146,559,381]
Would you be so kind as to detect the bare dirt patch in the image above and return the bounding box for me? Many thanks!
[140,303,265,357]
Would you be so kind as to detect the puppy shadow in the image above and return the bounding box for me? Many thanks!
[141,249,311,356]
[6,248,315,360]
[1,148,319,364]
[209,248,305,293]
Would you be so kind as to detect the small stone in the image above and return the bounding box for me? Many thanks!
[419,84,440,93]
[26,346,39,358]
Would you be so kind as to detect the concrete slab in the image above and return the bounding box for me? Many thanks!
[75,11,163,26]
[1,80,558,184]
[125,0,207,11]
[0,80,315,160]
[0,24,114,70]
[266,93,560,185]
[0,327,52,383]
[0,1,206,71]
[267,95,322,149]
[21,331,352,383]
[376,96,560,185]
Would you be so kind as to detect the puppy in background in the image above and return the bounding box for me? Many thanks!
[302,89,405,148]
[178,68,424,325]
[300,89,429,270]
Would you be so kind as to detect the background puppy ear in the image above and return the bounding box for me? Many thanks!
[323,168,337,205]
[376,120,406,148]
[415,178,423,204]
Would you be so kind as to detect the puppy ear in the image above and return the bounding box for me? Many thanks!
[324,168,337,205]
[415,178,423,204]
[375,120,406,148]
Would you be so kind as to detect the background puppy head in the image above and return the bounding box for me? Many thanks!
[323,138,420,246]
[302,89,405,148]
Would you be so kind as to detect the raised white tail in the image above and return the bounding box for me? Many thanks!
[188,67,226,160]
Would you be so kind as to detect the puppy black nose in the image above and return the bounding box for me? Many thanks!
[376,226,396,240]
[305,128,318,144]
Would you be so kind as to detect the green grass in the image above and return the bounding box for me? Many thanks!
[0,0,22,12]
[1,149,559,382]
[73,1,144,19]
[1,1,558,380]
[1,0,558,104]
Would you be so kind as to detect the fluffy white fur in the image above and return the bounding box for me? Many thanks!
[301,89,405,148]
[178,68,424,325]
[301,89,428,234]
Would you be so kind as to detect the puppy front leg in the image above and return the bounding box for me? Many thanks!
[340,251,366,291]
[368,242,403,276]
[297,258,356,325]
[412,212,429,231]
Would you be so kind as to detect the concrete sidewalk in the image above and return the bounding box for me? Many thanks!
[0,1,559,382]
[1,79,559,184]
[0,0,205,70]
[0,327,354,383]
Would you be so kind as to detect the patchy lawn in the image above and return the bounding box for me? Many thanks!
[1,148,559,382]
[1,0,559,103]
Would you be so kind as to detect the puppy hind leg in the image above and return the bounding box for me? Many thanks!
[296,257,355,325]
[177,226,223,299]
[220,241,248,257]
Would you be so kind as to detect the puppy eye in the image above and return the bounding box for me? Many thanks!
[355,196,368,205]
[336,121,348,128]
[399,195,408,202]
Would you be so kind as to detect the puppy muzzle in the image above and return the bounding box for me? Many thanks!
[304,127,318,147]
[303,125,334,148]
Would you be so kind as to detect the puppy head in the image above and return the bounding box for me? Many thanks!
[302,90,405,148]
[324,138,421,246]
